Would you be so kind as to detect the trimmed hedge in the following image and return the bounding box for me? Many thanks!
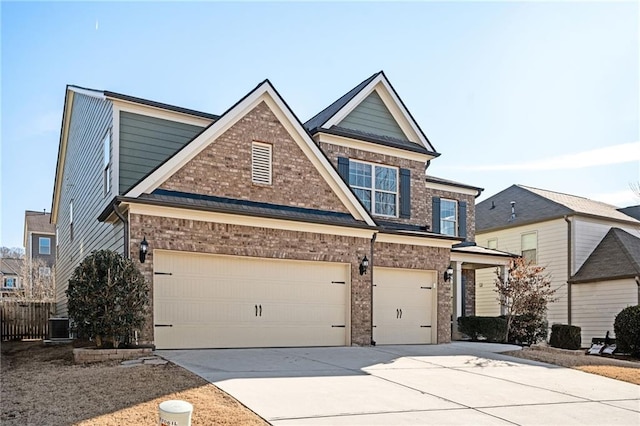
[549,324,581,350]
[457,316,507,343]
[614,305,640,357]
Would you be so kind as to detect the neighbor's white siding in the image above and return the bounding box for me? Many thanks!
[475,218,568,326]
[572,278,639,345]
[572,217,640,274]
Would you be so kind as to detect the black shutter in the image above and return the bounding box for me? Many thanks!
[399,168,411,218]
[337,157,349,182]
[432,197,441,233]
[458,200,467,240]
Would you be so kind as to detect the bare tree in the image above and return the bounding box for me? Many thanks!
[0,247,24,258]
[495,257,556,343]
[18,258,55,302]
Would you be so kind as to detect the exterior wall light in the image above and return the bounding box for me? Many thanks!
[444,265,454,282]
[359,255,369,275]
[139,236,149,263]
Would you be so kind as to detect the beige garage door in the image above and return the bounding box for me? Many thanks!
[373,268,437,345]
[153,250,350,349]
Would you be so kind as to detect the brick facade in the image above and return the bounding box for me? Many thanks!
[161,101,350,214]
[130,214,453,346]
[463,269,476,317]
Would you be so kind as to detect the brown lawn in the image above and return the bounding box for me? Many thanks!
[2,341,639,425]
[1,341,267,425]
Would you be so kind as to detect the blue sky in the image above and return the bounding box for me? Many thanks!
[1,1,639,250]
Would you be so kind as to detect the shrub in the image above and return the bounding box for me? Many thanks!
[549,324,581,350]
[614,305,640,357]
[458,316,507,343]
[67,250,149,348]
[501,314,548,346]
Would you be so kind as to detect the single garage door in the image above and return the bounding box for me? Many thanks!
[153,250,350,349]
[373,268,437,345]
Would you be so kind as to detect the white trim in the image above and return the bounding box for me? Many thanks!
[125,82,376,226]
[450,252,511,267]
[440,198,458,237]
[112,101,213,127]
[321,76,433,151]
[426,181,479,197]
[251,141,272,185]
[126,202,375,239]
[68,86,106,99]
[375,232,456,248]
[315,133,434,163]
[52,90,75,223]
[112,107,120,195]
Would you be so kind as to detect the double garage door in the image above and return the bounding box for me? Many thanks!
[153,251,436,349]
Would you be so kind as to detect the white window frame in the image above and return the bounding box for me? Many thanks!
[521,231,538,264]
[3,277,18,289]
[251,141,272,185]
[39,237,51,255]
[348,159,398,217]
[440,199,458,237]
[39,267,51,278]
[103,132,111,195]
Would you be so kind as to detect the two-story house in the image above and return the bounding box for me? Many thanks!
[0,257,23,298]
[24,210,56,270]
[475,184,640,344]
[51,72,511,349]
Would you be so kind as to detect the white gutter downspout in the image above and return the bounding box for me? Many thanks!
[564,215,572,325]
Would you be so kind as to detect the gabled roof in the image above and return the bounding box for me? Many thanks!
[619,204,640,221]
[0,258,23,276]
[24,211,54,234]
[569,228,640,283]
[304,71,438,156]
[477,185,640,232]
[123,79,377,227]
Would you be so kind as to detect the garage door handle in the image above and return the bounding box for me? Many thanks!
[259,304,262,317]
[396,308,402,319]
[255,305,262,317]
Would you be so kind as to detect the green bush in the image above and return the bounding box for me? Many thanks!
[67,250,149,348]
[458,316,507,343]
[501,314,548,346]
[614,305,640,357]
[549,324,581,350]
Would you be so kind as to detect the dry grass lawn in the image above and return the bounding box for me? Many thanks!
[1,341,267,425]
[503,345,640,385]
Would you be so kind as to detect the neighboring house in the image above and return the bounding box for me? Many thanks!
[24,210,56,269]
[0,258,23,298]
[475,185,640,344]
[51,72,510,350]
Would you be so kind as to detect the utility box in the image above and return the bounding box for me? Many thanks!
[48,318,69,339]
[159,400,193,426]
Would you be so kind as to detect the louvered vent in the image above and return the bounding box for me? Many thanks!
[251,142,272,185]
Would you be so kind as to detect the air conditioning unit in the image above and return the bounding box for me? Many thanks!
[48,318,70,339]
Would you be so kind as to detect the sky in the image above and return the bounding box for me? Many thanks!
[1,0,639,250]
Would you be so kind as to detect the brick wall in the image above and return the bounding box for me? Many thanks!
[463,269,476,316]
[319,142,428,228]
[161,101,349,214]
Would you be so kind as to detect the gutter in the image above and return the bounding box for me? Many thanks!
[564,215,572,324]
[111,202,129,259]
[370,232,377,346]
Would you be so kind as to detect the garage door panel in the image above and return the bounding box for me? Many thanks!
[154,251,349,349]
[373,268,436,345]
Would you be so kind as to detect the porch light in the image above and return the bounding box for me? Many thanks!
[139,237,149,263]
[359,256,369,276]
[444,265,454,282]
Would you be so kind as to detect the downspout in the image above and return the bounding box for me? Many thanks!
[370,232,377,346]
[112,202,129,259]
[564,215,572,324]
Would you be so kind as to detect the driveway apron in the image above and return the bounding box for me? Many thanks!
[157,342,640,425]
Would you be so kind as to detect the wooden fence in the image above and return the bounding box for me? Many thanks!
[0,301,54,341]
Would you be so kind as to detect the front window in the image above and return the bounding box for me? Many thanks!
[521,232,537,263]
[39,237,51,255]
[440,199,458,236]
[3,277,17,288]
[349,160,397,216]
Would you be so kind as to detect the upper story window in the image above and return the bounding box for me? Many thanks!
[103,133,111,195]
[348,160,398,217]
[3,277,17,289]
[521,232,537,264]
[487,238,498,250]
[39,237,51,255]
[440,199,458,236]
[251,142,272,185]
[39,267,51,278]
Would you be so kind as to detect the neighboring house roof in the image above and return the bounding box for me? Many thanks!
[0,258,23,276]
[476,185,640,232]
[303,71,439,156]
[23,211,55,247]
[569,228,640,283]
[619,204,640,221]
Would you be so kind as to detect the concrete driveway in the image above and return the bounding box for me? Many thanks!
[157,342,640,425]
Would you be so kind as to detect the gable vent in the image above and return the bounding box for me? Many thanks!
[251,142,272,185]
